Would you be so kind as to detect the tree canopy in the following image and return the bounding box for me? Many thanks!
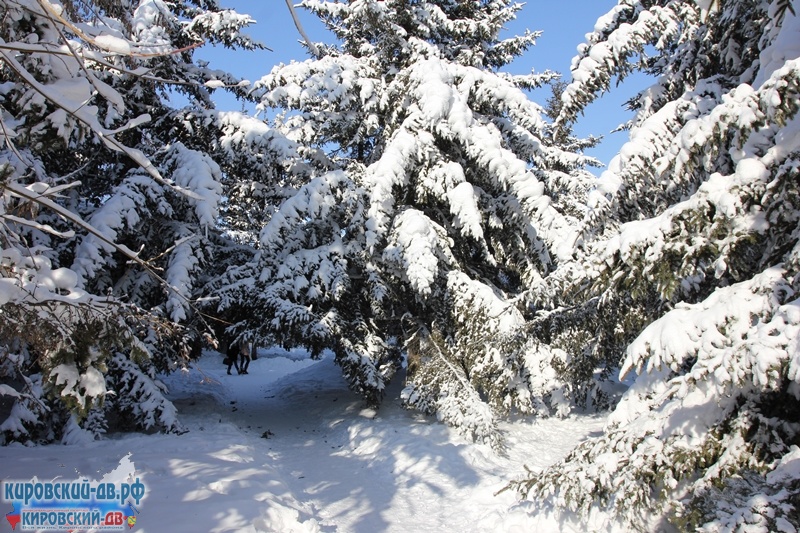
[510,1,800,530]
[212,0,599,445]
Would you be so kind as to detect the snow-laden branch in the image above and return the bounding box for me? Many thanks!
[3,182,194,310]
[37,0,202,58]
[0,47,204,201]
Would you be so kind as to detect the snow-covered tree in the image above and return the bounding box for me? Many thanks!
[0,0,261,443]
[510,0,800,529]
[214,0,598,444]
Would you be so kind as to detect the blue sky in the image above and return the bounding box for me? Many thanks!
[198,1,648,171]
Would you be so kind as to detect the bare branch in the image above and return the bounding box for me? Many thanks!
[284,0,321,59]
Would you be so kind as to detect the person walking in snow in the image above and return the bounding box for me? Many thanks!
[238,340,252,374]
[225,339,240,375]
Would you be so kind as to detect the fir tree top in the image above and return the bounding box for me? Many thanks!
[303,0,540,70]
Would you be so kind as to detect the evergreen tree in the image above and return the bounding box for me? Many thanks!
[510,0,800,529]
[0,0,261,443]
[214,0,597,445]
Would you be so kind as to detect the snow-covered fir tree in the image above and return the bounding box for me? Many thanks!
[510,0,800,530]
[213,0,598,445]
[0,0,263,443]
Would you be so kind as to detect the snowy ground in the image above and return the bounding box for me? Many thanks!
[1,349,608,532]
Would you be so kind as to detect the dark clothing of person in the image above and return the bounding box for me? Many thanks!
[226,342,240,375]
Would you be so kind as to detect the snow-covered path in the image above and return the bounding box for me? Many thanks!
[0,349,607,532]
[221,352,510,533]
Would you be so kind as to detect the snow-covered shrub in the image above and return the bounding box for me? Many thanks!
[0,374,58,445]
[102,352,185,435]
[514,270,800,530]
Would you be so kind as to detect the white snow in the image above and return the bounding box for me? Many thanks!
[447,182,484,240]
[383,209,443,297]
[94,34,132,56]
[767,446,800,486]
[0,348,607,532]
[756,6,800,86]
